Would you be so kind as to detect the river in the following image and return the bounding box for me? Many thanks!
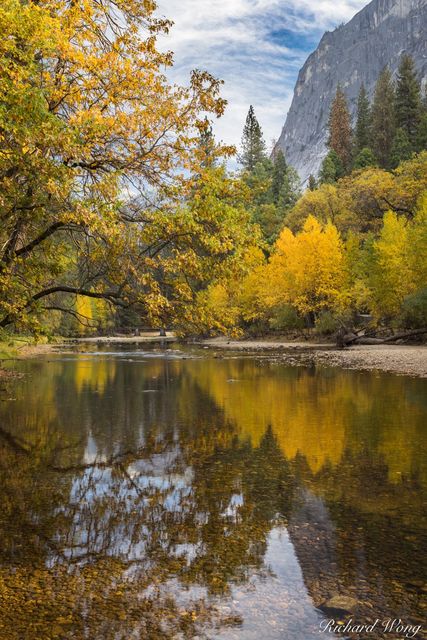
[0,345,425,639]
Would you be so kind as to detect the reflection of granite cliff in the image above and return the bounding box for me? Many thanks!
[275,0,427,184]
[287,470,426,635]
[287,488,339,608]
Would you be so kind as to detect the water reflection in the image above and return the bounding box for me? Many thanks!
[0,348,425,639]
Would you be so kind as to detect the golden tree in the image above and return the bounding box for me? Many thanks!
[0,0,250,332]
[263,216,348,317]
[368,200,427,320]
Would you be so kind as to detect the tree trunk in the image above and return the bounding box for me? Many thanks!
[339,328,427,347]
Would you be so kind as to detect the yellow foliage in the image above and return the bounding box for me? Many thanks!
[407,192,427,286]
[368,198,427,318]
[373,212,412,316]
[184,244,265,335]
[75,295,94,335]
[245,155,427,328]
[196,283,240,335]
[263,216,348,316]
[0,0,235,334]
[285,153,427,237]
[235,247,267,323]
[393,152,427,204]
[285,183,352,233]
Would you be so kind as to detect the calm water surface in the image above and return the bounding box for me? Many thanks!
[0,345,426,639]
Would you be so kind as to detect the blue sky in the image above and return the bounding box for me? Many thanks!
[157,0,368,154]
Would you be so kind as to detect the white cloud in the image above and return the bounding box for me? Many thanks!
[157,0,368,157]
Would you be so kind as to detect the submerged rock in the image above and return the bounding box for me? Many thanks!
[319,595,359,615]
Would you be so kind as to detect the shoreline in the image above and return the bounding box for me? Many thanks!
[0,342,61,378]
[201,338,427,378]
[0,334,176,378]
[1,335,426,379]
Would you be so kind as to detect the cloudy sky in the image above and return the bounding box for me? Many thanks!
[157,0,368,153]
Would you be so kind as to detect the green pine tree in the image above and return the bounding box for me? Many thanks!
[238,105,266,172]
[277,166,300,211]
[243,158,275,243]
[247,150,300,245]
[371,67,396,169]
[353,147,377,169]
[415,87,427,151]
[270,149,288,203]
[355,83,372,155]
[252,203,283,246]
[319,150,344,184]
[416,111,427,151]
[395,54,421,147]
[390,128,413,168]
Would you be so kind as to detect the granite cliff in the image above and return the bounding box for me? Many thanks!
[276,0,427,184]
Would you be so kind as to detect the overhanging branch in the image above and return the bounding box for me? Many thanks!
[0,285,130,328]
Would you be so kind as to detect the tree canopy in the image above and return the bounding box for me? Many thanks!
[0,0,253,332]
[1,10,426,339]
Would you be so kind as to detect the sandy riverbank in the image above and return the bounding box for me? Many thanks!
[202,338,427,378]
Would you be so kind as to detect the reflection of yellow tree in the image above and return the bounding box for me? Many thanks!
[377,408,426,484]
[187,359,347,473]
[2,354,426,486]
[0,361,65,463]
[74,358,116,394]
[185,359,427,483]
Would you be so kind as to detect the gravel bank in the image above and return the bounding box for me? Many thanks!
[315,344,427,378]
[202,339,427,378]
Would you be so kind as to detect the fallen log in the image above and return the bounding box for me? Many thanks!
[380,328,427,343]
[340,328,427,347]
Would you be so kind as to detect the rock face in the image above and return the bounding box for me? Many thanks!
[275,0,427,184]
